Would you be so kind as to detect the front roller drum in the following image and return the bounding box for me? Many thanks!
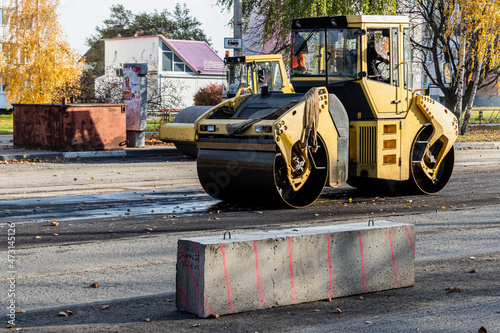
[410,125,455,194]
[197,140,328,208]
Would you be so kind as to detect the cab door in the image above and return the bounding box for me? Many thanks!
[363,27,402,116]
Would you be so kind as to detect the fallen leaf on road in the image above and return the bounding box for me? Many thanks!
[335,308,343,314]
[51,222,59,226]
[469,268,478,273]
[35,236,42,239]
[16,310,25,313]
[445,286,461,293]
[90,282,99,288]
[192,323,201,327]
[478,327,487,333]
[145,228,153,231]
[58,312,68,317]
[144,318,150,322]
[99,305,110,310]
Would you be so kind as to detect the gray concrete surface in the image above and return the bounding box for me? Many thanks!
[177,221,415,317]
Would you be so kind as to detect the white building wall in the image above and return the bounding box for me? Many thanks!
[160,72,225,107]
[104,37,225,109]
[0,1,11,110]
[104,37,160,74]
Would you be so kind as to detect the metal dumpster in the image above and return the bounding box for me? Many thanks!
[13,102,127,151]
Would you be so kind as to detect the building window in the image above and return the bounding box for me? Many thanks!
[161,43,193,73]
[0,8,5,26]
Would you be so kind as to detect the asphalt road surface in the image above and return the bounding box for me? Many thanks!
[1,148,499,332]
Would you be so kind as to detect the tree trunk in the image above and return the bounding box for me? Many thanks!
[454,32,467,129]
[461,61,484,135]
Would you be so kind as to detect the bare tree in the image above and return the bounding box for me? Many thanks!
[147,76,187,123]
[402,0,500,128]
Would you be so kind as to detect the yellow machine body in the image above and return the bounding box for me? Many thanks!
[192,15,458,207]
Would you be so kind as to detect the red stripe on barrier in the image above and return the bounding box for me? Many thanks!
[179,248,203,316]
[288,238,296,304]
[219,243,233,313]
[388,230,398,287]
[328,234,333,298]
[177,280,189,311]
[405,226,415,254]
[253,241,264,306]
[358,231,366,293]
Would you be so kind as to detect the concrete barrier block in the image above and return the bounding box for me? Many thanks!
[176,220,415,317]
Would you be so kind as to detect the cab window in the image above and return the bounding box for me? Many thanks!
[367,29,390,83]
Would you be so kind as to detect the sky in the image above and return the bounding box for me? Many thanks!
[57,0,233,58]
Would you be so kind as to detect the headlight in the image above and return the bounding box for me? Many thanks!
[200,125,216,132]
[255,126,272,133]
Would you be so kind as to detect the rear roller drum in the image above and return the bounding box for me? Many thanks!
[172,106,211,158]
[410,125,454,194]
[197,136,329,208]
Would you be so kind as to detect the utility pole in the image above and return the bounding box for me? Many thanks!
[233,0,242,56]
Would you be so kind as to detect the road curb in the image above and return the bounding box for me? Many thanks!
[0,147,182,161]
[454,142,500,149]
[0,140,498,161]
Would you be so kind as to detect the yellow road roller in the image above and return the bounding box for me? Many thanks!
[159,54,293,157]
[195,15,458,207]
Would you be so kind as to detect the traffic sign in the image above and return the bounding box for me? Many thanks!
[224,38,243,49]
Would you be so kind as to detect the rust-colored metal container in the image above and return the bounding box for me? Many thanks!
[13,103,127,151]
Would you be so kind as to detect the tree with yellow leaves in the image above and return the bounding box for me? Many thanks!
[0,0,84,106]
[443,0,500,134]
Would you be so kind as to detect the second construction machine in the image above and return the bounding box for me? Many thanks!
[159,54,293,157]
[194,15,459,207]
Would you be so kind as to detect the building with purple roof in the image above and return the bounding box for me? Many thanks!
[101,35,225,108]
